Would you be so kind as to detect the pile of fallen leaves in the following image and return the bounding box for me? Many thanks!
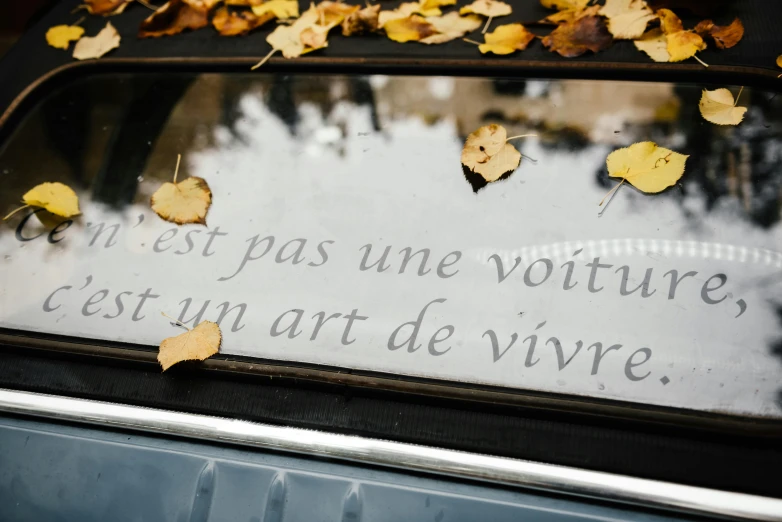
[46,0,746,67]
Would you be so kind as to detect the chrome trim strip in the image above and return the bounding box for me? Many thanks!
[0,389,779,521]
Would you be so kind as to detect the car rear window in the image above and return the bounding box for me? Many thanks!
[1,72,781,418]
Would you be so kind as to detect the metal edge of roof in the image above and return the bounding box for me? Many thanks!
[0,388,779,521]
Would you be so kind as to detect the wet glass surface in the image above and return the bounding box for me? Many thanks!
[1,73,782,417]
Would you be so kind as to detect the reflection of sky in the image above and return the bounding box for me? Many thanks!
[1,75,782,417]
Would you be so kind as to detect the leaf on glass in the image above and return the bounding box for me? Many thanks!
[699,88,746,126]
[461,124,524,184]
[150,155,212,225]
[158,318,221,371]
[4,182,81,221]
[605,141,688,195]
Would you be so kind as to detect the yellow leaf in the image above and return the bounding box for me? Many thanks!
[300,24,331,49]
[699,88,746,126]
[657,8,683,34]
[20,182,81,218]
[421,0,456,10]
[151,155,212,225]
[666,30,706,62]
[72,22,120,60]
[342,4,380,36]
[599,0,655,40]
[478,23,535,55]
[379,2,431,28]
[606,141,688,194]
[460,0,512,18]
[420,12,481,44]
[316,1,360,26]
[539,5,599,24]
[777,55,782,68]
[461,124,522,183]
[83,0,132,16]
[266,6,323,58]
[384,14,437,42]
[46,25,85,50]
[252,0,299,19]
[540,0,589,10]
[158,319,221,371]
[634,28,669,62]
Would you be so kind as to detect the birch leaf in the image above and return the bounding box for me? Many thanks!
[158,319,221,371]
[694,18,744,49]
[539,5,599,24]
[20,183,81,218]
[316,1,360,26]
[599,0,656,40]
[151,155,212,225]
[460,0,512,18]
[213,7,274,35]
[83,0,132,15]
[342,4,380,36]
[540,0,589,9]
[666,30,706,62]
[541,15,612,57]
[73,22,120,60]
[634,28,669,61]
[420,12,481,44]
[606,141,688,193]
[699,88,746,126]
[46,25,85,50]
[461,124,521,183]
[138,0,209,38]
[384,14,437,43]
[477,23,535,55]
[252,0,299,19]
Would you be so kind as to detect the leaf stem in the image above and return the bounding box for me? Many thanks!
[173,153,182,183]
[161,312,190,331]
[482,15,493,34]
[506,133,537,140]
[73,16,86,25]
[136,0,158,10]
[692,54,709,68]
[251,48,277,70]
[3,204,31,221]
[734,86,744,106]
[521,153,538,163]
[599,178,626,207]
[463,38,481,45]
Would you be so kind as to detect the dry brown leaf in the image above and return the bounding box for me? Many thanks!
[4,182,82,221]
[461,124,522,183]
[540,0,589,9]
[694,17,744,49]
[73,22,121,60]
[83,0,132,16]
[185,0,221,8]
[460,0,512,18]
[699,88,746,126]
[541,15,612,57]
[158,318,221,371]
[475,23,534,54]
[342,4,380,36]
[420,12,481,43]
[316,1,360,26]
[213,7,274,35]
[151,155,212,224]
[599,0,656,40]
[139,0,209,38]
[252,0,300,19]
[384,14,437,42]
[539,5,599,24]
[46,25,85,50]
[634,27,669,61]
